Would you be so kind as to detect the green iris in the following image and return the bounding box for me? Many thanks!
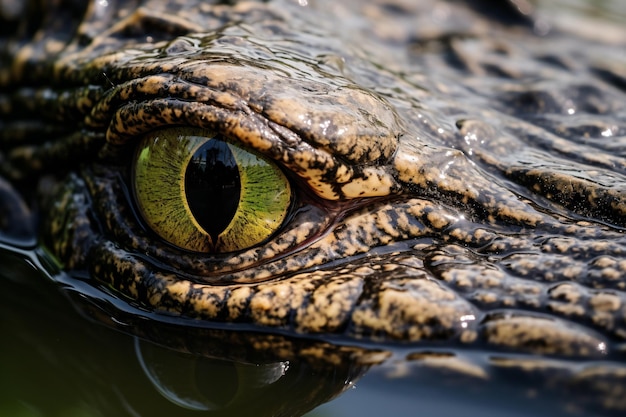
[133,127,291,253]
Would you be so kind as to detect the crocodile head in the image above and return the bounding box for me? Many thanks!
[1,0,626,359]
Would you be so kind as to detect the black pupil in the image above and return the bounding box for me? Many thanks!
[184,138,241,242]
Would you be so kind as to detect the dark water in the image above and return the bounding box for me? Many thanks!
[2,242,625,417]
[2,1,626,417]
[0,244,356,417]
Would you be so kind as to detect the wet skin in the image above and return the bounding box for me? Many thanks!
[1,0,626,389]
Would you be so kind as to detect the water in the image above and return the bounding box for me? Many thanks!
[2,242,625,417]
[0,245,355,417]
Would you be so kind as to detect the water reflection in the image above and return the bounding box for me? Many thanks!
[0,244,374,417]
[134,339,353,415]
[136,339,290,411]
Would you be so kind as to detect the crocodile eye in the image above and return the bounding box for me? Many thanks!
[133,127,291,253]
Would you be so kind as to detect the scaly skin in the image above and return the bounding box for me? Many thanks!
[1,0,626,363]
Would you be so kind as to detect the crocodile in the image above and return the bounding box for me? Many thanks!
[1,0,626,413]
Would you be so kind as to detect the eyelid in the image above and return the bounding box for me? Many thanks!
[91,68,400,201]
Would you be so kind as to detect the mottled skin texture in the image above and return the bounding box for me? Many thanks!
[1,0,626,379]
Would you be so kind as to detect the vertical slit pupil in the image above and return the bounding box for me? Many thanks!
[184,138,241,242]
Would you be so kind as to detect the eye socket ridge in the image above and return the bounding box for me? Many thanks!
[132,126,293,254]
